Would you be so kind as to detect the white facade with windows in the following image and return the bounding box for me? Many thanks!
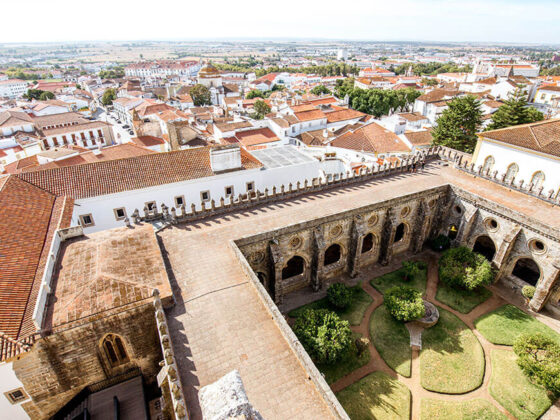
[0,80,28,99]
[473,137,560,195]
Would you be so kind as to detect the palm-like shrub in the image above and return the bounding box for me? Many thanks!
[293,309,352,364]
[385,286,425,322]
[439,247,494,290]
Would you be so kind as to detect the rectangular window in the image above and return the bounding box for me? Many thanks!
[79,214,95,227]
[246,182,255,192]
[97,129,103,137]
[113,207,126,220]
[52,136,59,146]
[174,195,185,207]
[4,388,28,404]
[62,135,67,144]
[200,190,210,202]
[145,201,156,211]
[225,186,234,197]
[81,132,86,140]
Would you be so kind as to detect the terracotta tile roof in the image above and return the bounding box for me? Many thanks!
[0,176,59,339]
[45,225,171,328]
[215,121,253,132]
[18,146,263,199]
[416,88,459,103]
[31,112,86,129]
[298,130,328,146]
[404,129,433,146]
[271,118,290,128]
[538,85,560,93]
[294,109,326,122]
[325,109,365,123]
[290,104,317,113]
[398,112,428,122]
[481,118,560,158]
[130,136,166,147]
[306,97,338,106]
[331,122,411,154]
[0,110,33,128]
[234,128,280,147]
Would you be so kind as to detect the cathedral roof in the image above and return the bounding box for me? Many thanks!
[198,62,221,79]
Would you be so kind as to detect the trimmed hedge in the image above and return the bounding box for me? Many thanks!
[385,286,425,322]
[293,309,352,364]
[327,283,352,309]
[439,246,494,290]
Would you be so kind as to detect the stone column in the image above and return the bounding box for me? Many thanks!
[348,215,366,277]
[493,226,521,275]
[530,260,560,312]
[411,200,430,253]
[311,227,326,291]
[456,208,479,246]
[268,239,284,304]
[379,208,397,266]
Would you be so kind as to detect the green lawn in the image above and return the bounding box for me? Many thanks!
[288,284,372,325]
[475,304,560,346]
[489,349,553,420]
[317,333,371,384]
[370,265,427,295]
[420,308,485,394]
[435,283,492,314]
[336,371,411,420]
[421,398,507,420]
[370,304,412,377]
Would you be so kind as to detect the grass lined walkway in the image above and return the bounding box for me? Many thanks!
[317,332,371,384]
[475,304,560,346]
[370,264,427,295]
[421,398,508,420]
[435,283,492,314]
[336,371,411,420]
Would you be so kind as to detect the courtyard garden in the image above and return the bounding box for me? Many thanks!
[286,252,560,420]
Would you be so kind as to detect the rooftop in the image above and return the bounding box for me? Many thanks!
[250,145,316,169]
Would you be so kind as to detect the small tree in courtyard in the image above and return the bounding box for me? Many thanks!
[327,283,352,309]
[438,246,494,290]
[514,333,560,395]
[293,309,352,364]
[385,286,425,322]
[190,84,212,106]
[401,261,420,282]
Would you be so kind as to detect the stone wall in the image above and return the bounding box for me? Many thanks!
[236,187,445,304]
[14,302,162,419]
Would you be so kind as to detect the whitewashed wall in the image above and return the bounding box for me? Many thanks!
[0,363,30,419]
[72,160,323,233]
[474,139,560,193]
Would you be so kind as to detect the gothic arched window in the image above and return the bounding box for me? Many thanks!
[102,334,129,367]
[504,163,519,183]
[482,156,495,173]
[530,171,545,189]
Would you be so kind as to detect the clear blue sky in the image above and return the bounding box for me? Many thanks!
[2,0,559,44]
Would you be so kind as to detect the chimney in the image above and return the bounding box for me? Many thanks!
[210,145,242,173]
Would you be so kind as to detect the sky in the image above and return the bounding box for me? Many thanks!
[2,0,559,44]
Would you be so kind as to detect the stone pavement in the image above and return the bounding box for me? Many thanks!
[156,162,560,420]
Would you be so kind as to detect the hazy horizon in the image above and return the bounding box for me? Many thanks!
[2,0,559,45]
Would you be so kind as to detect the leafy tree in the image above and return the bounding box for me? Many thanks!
[522,285,536,299]
[385,286,425,322]
[327,283,352,309]
[39,91,55,100]
[438,246,494,291]
[246,89,265,99]
[23,89,45,100]
[190,84,211,106]
[540,66,560,76]
[101,88,117,106]
[428,234,451,252]
[310,85,331,96]
[514,333,560,395]
[487,88,544,131]
[422,77,438,87]
[401,261,420,282]
[293,309,352,364]
[253,99,271,119]
[432,95,482,153]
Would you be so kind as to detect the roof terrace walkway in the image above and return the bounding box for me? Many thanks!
[158,161,560,419]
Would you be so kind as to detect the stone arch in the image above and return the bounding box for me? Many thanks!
[447,224,458,240]
[100,333,129,368]
[482,155,495,173]
[504,163,519,183]
[472,235,496,261]
[324,243,342,266]
[282,255,306,279]
[361,233,376,254]
[530,171,545,189]
[511,257,541,286]
[256,272,266,285]
[394,222,408,243]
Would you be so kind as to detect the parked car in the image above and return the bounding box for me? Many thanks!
[128,130,134,135]
[123,124,130,129]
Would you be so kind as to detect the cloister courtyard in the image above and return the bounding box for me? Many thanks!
[283,250,560,420]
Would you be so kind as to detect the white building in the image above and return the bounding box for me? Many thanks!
[17,145,330,234]
[534,85,560,107]
[0,79,28,99]
[124,61,200,79]
[472,119,560,195]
